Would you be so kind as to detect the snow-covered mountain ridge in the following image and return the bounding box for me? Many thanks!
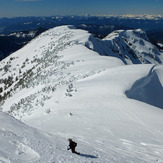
[0,25,123,118]
[1,25,162,115]
[0,25,163,162]
[101,29,162,64]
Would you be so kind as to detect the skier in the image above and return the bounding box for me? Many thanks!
[67,138,80,155]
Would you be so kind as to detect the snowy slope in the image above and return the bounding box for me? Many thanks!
[0,111,61,163]
[0,26,163,162]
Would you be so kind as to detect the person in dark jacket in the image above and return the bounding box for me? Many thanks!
[67,138,80,155]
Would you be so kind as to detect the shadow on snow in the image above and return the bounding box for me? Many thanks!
[79,153,98,159]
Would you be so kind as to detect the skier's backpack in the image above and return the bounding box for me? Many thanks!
[73,142,77,147]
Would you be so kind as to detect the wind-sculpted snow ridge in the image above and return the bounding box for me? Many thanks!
[126,64,163,109]
[0,26,163,162]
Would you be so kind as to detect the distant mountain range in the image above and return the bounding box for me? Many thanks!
[116,14,163,20]
[1,15,163,34]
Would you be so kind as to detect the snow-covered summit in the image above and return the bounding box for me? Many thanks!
[0,26,163,162]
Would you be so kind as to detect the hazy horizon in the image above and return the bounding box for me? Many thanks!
[0,0,163,18]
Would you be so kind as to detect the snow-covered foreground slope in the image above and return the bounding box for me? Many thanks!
[0,26,163,162]
[0,111,62,163]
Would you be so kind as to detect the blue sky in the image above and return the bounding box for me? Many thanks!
[0,0,163,18]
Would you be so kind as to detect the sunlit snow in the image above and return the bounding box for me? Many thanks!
[0,26,163,163]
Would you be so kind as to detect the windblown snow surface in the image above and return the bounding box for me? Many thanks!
[0,25,163,163]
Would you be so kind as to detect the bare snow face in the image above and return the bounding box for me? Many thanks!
[0,26,163,163]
